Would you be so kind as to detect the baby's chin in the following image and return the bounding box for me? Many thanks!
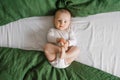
[59,27,68,30]
[59,28,66,31]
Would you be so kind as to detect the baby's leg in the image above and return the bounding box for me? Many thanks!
[65,46,80,64]
[60,47,66,59]
[44,43,61,62]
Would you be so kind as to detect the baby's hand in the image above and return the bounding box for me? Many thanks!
[56,38,69,51]
[64,40,69,51]
[56,38,66,46]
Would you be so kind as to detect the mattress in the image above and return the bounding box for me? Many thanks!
[0,11,120,77]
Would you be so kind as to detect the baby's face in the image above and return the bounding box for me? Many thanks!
[54,11,71,30]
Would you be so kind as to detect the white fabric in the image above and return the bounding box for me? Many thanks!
[47,27,77,46]
[50,53,70,68]
[0,11,120,77]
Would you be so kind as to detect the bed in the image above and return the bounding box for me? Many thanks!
[0,0,120,80]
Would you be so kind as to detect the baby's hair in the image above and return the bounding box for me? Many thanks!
[54,8,72,17]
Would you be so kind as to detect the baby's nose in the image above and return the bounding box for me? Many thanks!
[60,21,64,25]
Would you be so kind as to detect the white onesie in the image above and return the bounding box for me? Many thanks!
[47,27,77,46]
[47,27,77,68]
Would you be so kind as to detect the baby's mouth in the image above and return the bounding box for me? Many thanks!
[60,26,63,27]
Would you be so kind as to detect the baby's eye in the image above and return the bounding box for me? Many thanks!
[58,20,61,22]
[64,21,67,23]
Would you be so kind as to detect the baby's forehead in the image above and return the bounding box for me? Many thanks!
[57,10,70,14]
[55,12,71,19]
[55,9,71,17]
[55,15,71,21]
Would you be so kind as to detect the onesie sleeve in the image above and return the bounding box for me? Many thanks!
[68,30,77,46]
[47,28,57,43]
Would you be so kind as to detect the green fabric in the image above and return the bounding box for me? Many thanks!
[0,0,120,26]
[0,0,56,26]
[0,0,120,79]
[62,0,120,16]
[0,47,120,80]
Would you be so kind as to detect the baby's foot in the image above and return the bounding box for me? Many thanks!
[60,47,66,59]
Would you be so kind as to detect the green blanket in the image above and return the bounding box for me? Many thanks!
[0,47,120,80]
[0,0,120,26]
[0,0,120,80]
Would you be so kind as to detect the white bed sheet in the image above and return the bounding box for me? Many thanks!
[0,11,120,77]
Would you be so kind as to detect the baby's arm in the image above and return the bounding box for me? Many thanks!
[68,30,77,46]
[47,28,57,43]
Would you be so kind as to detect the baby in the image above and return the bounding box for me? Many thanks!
[44,8,80,68]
